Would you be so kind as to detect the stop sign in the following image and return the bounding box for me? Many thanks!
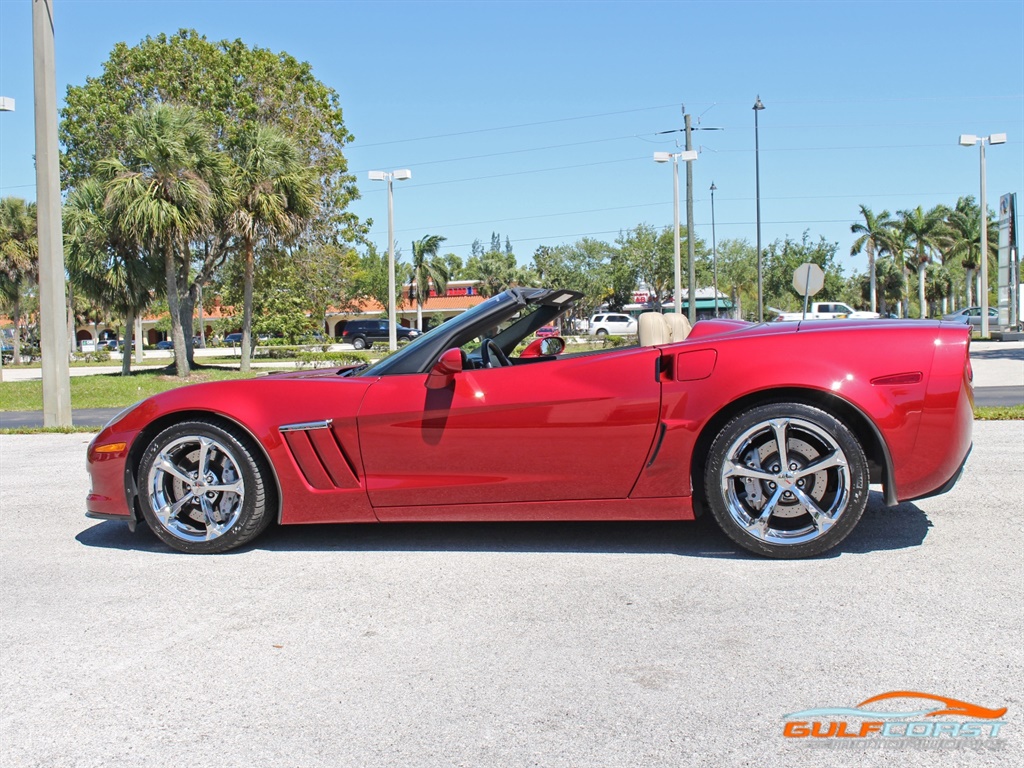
[793,263,825,296]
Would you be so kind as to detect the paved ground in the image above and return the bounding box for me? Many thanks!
[0,424,1021,767]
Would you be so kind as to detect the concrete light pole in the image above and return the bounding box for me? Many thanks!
[753,96,765,323]
[959,132,1006,338]
[654,150,698,317]
[368,169,412,351]
[33,0,71,426]
[0,96,14,382]
[710,182,719,317]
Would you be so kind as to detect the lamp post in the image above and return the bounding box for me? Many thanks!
[0,96,13,382]
[654,149,698,317]
[368,168,412,351]
[753,95,765,322]
[959,132,1006,338]
[710,181,718,317]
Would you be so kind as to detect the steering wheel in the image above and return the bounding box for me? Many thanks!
[479,338,511,368]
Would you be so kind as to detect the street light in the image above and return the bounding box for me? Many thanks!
[368,168,412,351]
[0,96,13,382]
[654,149,698,317]
[753,95,765,322]
[710,181,718,317]
[958,132,1006,338]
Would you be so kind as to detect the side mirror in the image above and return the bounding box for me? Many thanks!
[539,336,565,356]
[426,347,463,389]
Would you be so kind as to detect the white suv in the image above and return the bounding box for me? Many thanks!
[588,313,637,337]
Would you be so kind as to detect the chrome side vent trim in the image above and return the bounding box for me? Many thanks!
[279,419,333,433]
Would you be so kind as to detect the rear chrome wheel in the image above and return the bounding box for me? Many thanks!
[138,420,273,553]
[705,403,869,558]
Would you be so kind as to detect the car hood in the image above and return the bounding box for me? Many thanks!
[260,363,366,379]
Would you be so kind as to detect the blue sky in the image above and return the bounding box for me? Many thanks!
[1,0,1022,278]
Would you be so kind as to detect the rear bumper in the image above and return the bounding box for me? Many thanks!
[905,442,972,503]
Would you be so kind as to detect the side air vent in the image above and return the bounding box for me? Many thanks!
[279,420,360,490]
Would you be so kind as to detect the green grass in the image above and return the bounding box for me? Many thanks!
[974,405,1024,420]
[0,367,260,411]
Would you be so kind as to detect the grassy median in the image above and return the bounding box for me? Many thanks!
[0,367,259,411]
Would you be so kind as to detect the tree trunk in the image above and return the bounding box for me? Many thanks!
[66,281,76,357]
[165,238,189,377]
[12,296,21,365]
[965,268,974,307]
[180,279,198,369]
[121,306,134,376]
[918,261,927,319]
[241,241,254,374]
[416,301,423,331]
[868,244,877,314]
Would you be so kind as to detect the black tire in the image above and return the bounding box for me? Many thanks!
[137,419,274,554]
[595,328,608,338]
[352,336,367,350]
[704,402,869,559]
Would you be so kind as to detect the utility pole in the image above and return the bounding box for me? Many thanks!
[684,113,696,325]
[33,0,71,426]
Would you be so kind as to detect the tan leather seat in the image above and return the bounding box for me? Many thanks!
[665,313,692,342]
[638,312,670,346]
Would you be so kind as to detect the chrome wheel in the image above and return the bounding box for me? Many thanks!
[138,419,274,553]
[705,403,868,558]
[147,434,245,543]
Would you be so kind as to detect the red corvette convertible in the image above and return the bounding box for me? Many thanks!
[85,287,973,558]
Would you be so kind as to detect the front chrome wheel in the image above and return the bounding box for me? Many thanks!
[138,419,273,553]
[705,403,868,558]
[147,434,245,543]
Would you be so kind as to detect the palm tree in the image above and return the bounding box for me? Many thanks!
[101,104,232,377]
[850,205,892,314]
[64,179,162,376]
[410,234,449,330]
[0,197,38,367]
[896,206,946,318]
[940,196,998,308]
[228,125,318,372]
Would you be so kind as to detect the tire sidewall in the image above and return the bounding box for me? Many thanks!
[138,420,271,554]
[705,402,870,559]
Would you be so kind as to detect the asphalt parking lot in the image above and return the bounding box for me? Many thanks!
[1,424,1021,768]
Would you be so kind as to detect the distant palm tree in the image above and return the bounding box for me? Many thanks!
[64,178,162,375]
[0,197,38,367]
[850,205,892,314]
[228,125,317,372]
[940,196,998,308]
[896,206,945,318]
[101,104,232,377]
[410,234,449,330]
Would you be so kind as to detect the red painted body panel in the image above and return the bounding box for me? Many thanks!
[86,317,972,530]
[357,346,662,514]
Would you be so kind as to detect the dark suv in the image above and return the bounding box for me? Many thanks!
[340,320,421,350]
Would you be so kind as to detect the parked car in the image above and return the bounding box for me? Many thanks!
[942,306,998,331]
[85,286,973,559]
[340,320,421,350]
[535,325,560,338]
[587,313,638,337]
[224,333,243,345]
[156,340,174,350]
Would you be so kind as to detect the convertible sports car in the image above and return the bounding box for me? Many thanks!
[85,287,974,558]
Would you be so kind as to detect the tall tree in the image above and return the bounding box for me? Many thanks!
[940,196,998,308]
[101,104,233,376]
[850,205,892,314]
[64,179,162,375]
[0,198,38,366]
[228,124,318,372]
[410,234,449,331]
[897,206,946,318]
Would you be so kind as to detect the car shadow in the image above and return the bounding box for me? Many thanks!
[76,491,931,559]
